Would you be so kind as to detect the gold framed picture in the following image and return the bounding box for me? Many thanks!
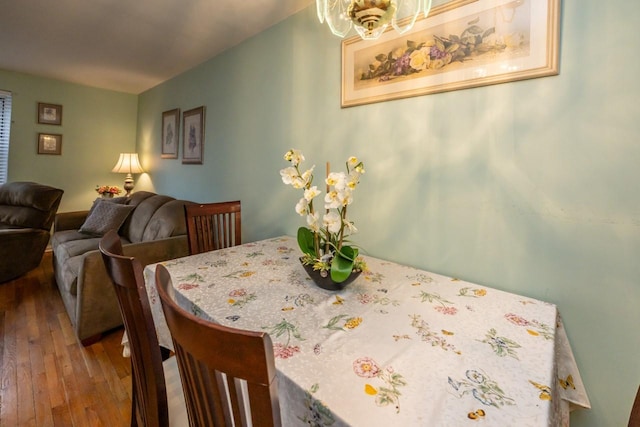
[161,108,180,159]
[341,0,559,107]
[37,102,63,125]
[182,106,205,165]
[38,133,62,155]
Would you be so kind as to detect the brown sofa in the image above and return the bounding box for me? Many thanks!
[52,191,194,345]
[0,181,64,283]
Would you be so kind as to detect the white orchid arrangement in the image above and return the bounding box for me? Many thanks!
[280,148,367,283]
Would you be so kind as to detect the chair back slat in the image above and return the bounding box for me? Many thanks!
[99,230,169,427]
[155,264,281,427]
[185,201,241,255]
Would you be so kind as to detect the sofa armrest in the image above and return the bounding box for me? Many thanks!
[54,211,89,232]
[74,235,189,342]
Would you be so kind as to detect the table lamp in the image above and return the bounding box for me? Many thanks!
[112,153,144,196]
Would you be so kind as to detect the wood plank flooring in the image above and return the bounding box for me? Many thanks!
[0,252,133,427]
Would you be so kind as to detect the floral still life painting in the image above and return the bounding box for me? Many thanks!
[357,14,516,85]
[342,0,559,106]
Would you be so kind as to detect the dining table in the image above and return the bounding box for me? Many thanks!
[137,235,590,426]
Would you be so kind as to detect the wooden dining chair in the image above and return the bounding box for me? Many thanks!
[184,200,241,255]
[99,230,187,427]
[155,264,281,427]
[630,385,640,427]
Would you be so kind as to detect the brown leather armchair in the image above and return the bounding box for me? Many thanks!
[0,181,64,283]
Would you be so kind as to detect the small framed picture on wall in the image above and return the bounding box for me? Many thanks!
[182,106,205,165]
[37,102,63,125]
[38,133,62,155]
[161,108,180,159]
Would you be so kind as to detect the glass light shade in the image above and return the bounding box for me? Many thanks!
[318,0,431,40]
[111,153,144,174]
[316,0,326,23]
[325,0,353,38]
[392,0,422,34]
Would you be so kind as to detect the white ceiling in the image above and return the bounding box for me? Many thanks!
[0,0,314,94]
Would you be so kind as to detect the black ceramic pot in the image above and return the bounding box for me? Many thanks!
[299,257,361,291]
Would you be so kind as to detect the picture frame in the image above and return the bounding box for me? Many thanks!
[37,102,63,125]
[38,133,62,155]
[161,108,180,159]
[341,0,560,107]
[182,106,205,165]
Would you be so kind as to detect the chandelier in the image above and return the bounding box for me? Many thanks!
[316,0,433,40]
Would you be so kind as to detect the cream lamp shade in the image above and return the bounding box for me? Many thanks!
[111,153,144,196]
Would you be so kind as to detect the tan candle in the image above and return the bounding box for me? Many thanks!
[326,161,330,194]
[326,162,330,215]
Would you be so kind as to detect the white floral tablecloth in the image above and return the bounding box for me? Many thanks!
[138,236,590,426]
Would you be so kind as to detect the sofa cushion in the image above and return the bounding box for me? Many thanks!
[53,231,101,257]
[124,191,156,207]
[122,194,175,243]
[79,202,135,236]
[141,200,192,241]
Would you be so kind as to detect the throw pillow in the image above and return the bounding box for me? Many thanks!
[79,201,135,236]
[86,196,127,216]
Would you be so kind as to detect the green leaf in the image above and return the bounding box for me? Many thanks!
[466,25,484,35]
[330,246,358,283]
[340,244,358,260]
[297,227,316,257]
[445,43,459,53]
[482,27,495,39]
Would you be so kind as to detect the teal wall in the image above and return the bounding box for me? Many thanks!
[137,2,639,426]
[0,70,138,212]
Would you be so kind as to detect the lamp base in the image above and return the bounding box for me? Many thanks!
[123,174,135,197]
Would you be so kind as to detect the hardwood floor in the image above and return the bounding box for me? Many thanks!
[0,252,133,426]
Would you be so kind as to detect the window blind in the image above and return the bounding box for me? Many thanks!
[0,90,11,184]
